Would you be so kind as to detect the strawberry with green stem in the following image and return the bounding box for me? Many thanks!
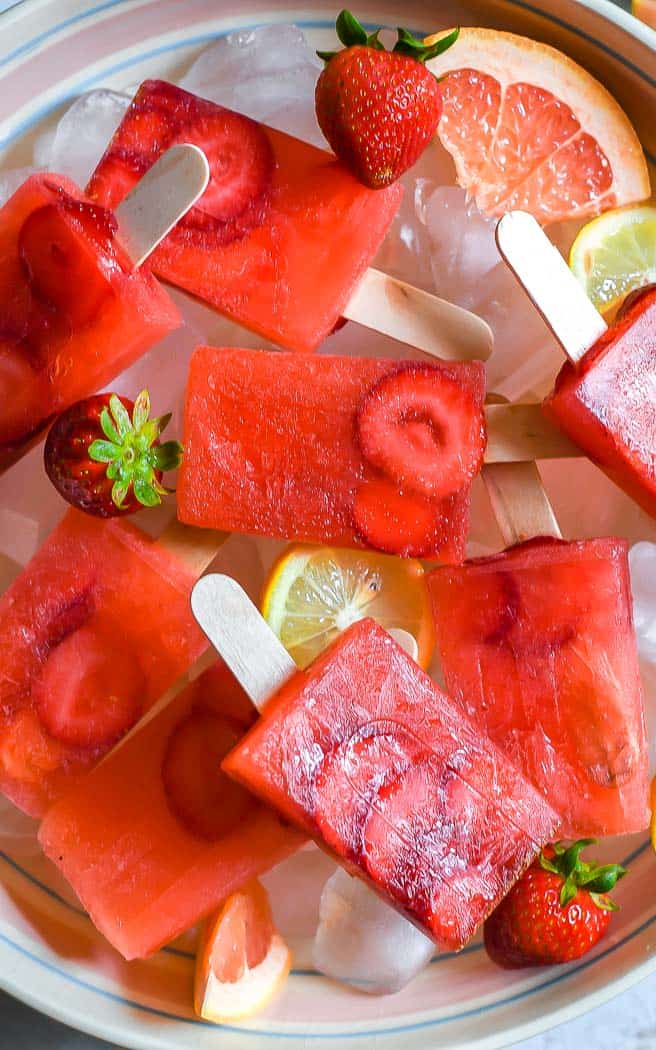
[44,390,183,517]
[484,838,627,968]
[315,11,459,189]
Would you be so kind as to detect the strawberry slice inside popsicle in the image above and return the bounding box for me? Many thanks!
[353,477,447,557]
[162,710,254,842]
[0,334,48,445]
[32,623,144,749]
[92,80,275,246]
[356,364,486,500]
[19,202,114,327]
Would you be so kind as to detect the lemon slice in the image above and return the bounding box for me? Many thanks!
[261,544,435,670]
[194,880,291,1023]
[569,204,656,317]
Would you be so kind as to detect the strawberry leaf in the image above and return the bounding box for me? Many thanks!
[559,876,578,908]
[153,440,184,472]
[133,478,162,508]
[88,439,121,464]
[336,9,368,47]
[394,25,460,63]
[109,394,132,439]
[100,407,121,444]
[111,479,129,509]
[132,389,150,431]
[590,893,620,913]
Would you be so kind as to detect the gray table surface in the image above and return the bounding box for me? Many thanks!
[0,0,654,1045]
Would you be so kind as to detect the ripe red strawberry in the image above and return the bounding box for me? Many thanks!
[484,839,627,969]
[44,389,182,517]
[315,11,459,188]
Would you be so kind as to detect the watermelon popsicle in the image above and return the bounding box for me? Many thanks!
[87,79,493,361]
[428,456,650,838]
[39,658,303,960]
[0,509,225,817]
[497,210,656,519]
[194,576,559,952]
[0,145,209,473]
[177,346,577,561]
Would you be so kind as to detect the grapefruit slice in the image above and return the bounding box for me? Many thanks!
[426,28,650,224]
[194,880,291,1023]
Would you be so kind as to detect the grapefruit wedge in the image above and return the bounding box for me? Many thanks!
[194,880,291,1023]
[426,28,650,224]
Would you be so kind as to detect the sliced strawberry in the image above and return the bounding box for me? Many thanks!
[32,623,144,749]
[0,710,63,784]
[313,719,423,862]
[19,202,114,327]
[162,709,254,841]
[91,80,275,247]
[356,364,486,499]
[352,476,445,557]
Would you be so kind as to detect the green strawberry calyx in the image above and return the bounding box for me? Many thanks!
[317,10,460,64]
[539,839,627,913]
[88,390,183,511]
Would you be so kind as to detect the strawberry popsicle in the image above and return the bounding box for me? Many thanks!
[0,509,221,816]
[88,79,493,360]
[177,347,487,561]
[0,156,197,472]
[39,659,303,960]
[193,577,559,952]
[428,460,650,838]
[497,211,656,519]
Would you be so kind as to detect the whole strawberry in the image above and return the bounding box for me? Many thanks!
[44,389,182,517]
[484,839,626,969]
[315,11,459,189]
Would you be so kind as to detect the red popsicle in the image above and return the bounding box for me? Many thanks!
[191,576,559,953]
[0,510,221,816]
[87,79,493,360]
[39,660,302,959]
[0,169,184,471]
[177,346,487,561]
[497,211,656,520]
[428,458,649,837]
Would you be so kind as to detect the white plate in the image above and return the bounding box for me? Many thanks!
[0,1,655,1048]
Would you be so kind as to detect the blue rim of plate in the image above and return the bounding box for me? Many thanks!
[0,0,654,1041]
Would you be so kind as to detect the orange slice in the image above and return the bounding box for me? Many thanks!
[650,776,656,855]
[194,879,291,1023]
[426,27,650,224]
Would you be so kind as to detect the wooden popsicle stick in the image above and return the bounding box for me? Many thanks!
[483,462,562,546]
[114,143,210,268]
[344,267,494,362]
[191,575,296,713]
[484,402,579,462]
[158,518,229,577]
[495,211,607,364]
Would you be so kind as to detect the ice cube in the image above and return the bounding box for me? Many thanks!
[629,543,656,662]
[180,24,323,146]
[313,868,435,995]
[46,90,130,187]
[0,167,36,207]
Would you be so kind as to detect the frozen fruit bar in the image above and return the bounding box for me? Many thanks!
[429,536,650,837]
[223,618,558,951]
[0,509,207,816]
[178,347,487,561]
[39,660,303,959]
[87,79,402,352]
[544,288,656,519]
[0,174,180,470]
